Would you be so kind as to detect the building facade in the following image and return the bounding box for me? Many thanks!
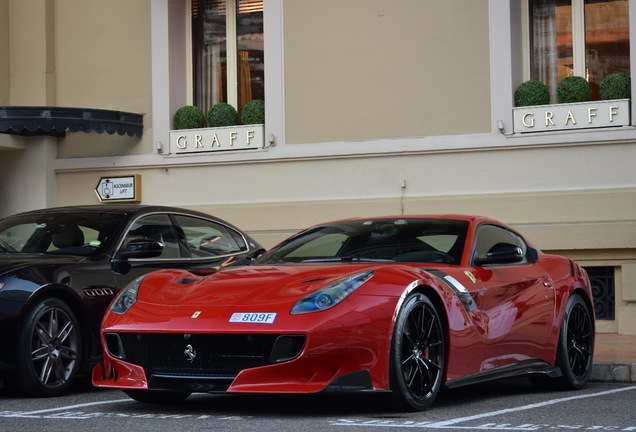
[1,0,635,334]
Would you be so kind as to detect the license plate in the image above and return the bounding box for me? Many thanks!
[229,312,277,324]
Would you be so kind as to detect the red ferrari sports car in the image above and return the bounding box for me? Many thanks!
[93,215,594,411]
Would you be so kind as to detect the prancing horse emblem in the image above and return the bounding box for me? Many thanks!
[184,344,196,363]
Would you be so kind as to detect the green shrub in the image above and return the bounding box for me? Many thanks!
[172,105,205,130]
[600,72,631,100]
[207,103,239,127]
[514,80,551,107]
[241,99,265,124]
[557,76,592,103]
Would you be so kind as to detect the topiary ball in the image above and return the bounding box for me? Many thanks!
[207,103,239,127]
[514,80,551,107]
[557,76,592,103]
[600,72,631,100]
[241,99,265,124]
[173,105,205,130]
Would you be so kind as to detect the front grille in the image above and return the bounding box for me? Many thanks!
[112,333,303,377]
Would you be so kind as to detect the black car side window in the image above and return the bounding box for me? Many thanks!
[123,214,181,259]
[173,215,247,258]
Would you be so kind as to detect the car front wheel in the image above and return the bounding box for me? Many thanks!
[14,297,81,397]
[388,292,446,411]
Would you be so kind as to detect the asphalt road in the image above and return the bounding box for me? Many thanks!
[1,379,635,431]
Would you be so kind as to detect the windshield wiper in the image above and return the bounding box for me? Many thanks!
[300,257,394,263]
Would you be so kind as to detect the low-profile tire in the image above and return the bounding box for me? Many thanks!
[13,297,82,397]
[388,292,446,411]
[124,390,191,404]
[554,294,594,390]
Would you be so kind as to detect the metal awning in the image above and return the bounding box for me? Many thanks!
[0,106,143,137]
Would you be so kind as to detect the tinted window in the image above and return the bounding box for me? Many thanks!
[173,214,247,258]
[0,212,125,255]
[123,214,181,259]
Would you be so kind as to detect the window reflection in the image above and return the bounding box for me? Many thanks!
[530,0,629,101]
[192,0,264,118]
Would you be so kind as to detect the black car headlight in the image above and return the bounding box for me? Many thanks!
[291,270,374,314]
[110,275,145,315]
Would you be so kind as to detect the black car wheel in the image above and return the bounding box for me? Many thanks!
[389,292,445,411]
[124,390,191,404]
[14,297,81,397]
[555,294,594,389]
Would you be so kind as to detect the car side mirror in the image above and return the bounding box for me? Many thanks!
[117,239,164,259]
[246,248,266,263]
[475,242,524,266]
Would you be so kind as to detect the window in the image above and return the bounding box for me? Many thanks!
[124,215,181,259]
[192,0,264,118]
[529,0,630,101]
[173,214,247,258]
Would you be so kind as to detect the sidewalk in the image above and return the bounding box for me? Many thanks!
[591,332,636,382]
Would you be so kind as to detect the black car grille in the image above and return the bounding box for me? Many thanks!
[108,333,305,377]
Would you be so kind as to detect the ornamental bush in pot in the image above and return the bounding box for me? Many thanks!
[207,103,239,127]
[557,76,592,103]
[173,105,205,130]
[514,80,551,107]
[600,72,631,100]
[241,99,265,124]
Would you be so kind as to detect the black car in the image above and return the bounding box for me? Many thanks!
[0,204,264,397]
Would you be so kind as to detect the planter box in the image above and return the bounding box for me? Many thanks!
[512,99,630,134]
[169,124,264,154]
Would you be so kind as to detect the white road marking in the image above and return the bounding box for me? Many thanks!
[330,385,636,430]
[15,398,131,416]
[426,385,636,428]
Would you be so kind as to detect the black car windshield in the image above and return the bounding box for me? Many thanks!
[0,212,126,256]
[255,218,469,265]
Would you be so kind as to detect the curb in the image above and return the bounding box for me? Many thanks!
[591,363,635,383]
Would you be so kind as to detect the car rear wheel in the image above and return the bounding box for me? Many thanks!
[14,297,81,397]
[124,390,191,404]
[555,294,594,390]
[388,292,445,411]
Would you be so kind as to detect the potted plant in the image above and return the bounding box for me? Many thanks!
[557,76,592,103]
[207,103,239,127]
[173,105,205,130]
[600,72,631,100]
[241,99,265,124]
[514,80,551,107]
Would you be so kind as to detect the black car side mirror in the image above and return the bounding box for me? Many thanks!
[475,242,524,266]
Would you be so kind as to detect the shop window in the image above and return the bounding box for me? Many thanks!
[529,0,630,101]
[191,0,264,119]
[584,266,615,320]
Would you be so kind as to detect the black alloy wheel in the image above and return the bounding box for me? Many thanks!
[389,292,446,411]
[556,294,594,389]
[14,297,81,396]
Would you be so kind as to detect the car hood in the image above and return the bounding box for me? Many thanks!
[0,254,86,275]
[137,264,383,308]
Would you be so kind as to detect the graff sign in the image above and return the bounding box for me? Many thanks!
[169,125,264,154]
[513,99,630,133]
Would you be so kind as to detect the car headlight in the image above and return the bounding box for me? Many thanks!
[291,270,374,314]
[110,275,145,314]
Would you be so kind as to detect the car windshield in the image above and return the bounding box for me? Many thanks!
[256,218,469,265]
[0,211,126,256]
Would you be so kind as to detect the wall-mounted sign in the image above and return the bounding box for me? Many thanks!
[513,99,630,133]
[169,125,264,154]
[95,175,141,203]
